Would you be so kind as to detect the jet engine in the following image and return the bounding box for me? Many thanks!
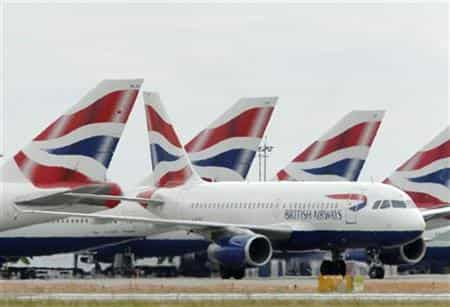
[207,234,272,269]
[379,237,427,265]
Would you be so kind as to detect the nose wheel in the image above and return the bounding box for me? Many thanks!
[367,248,385,279]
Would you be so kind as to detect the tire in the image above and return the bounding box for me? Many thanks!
[369,266,378,279]
[376,266,385,279]
[220,267,231,279]
[336,260,346,276]
[232,268,245,280]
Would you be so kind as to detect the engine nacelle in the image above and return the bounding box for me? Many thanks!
[207,234,272,268]
[379,237,427,265]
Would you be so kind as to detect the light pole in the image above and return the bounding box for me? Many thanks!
[257,137,274,182]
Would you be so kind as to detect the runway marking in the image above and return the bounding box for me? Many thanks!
[15,293,450,301]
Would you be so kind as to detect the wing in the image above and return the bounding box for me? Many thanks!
[421,206,450,230]
[17,206,293,239]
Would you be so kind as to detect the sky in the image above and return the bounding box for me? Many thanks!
[1,3,448,189]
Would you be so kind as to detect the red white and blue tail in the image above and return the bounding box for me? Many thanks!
[185,97,277,181]
[384,127,449,209]
[275,110,384,181]
[1,79,143,188]
[143,92,201,188]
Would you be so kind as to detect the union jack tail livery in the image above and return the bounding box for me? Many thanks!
[384,127,450,209]
[275,110,385,182]
[143,92,201,188]
[185,97,277,181]
[1,79,143,188]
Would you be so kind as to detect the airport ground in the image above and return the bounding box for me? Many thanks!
[0,275,448,306]
[0,300,449,307]
[0,275,448,294]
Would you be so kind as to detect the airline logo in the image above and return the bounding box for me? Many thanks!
[185,97,277,182]
[276,110,384,182]
[327,194,368,212]
[144,92,197,188]
[385,127,450,209]
[12,79,142,189]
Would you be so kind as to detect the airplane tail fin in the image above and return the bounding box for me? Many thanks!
[185,97,278,181]
[275,110,385,182]
[142,92,202,188]
[384,126,450,208]
[1,79,143,188]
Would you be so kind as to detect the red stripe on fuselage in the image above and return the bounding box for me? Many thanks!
[327,193,367,201]
[145,105,182,148]
[293,121,381,163]
[35,90,138,141]
[184,107,274,153]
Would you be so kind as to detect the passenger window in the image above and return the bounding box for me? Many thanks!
[391,200,407,208]
[372,200,382,209]
[380,200,391,209]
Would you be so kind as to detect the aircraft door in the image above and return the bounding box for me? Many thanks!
[345,195,358,224]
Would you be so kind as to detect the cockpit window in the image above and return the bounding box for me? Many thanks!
[391,200,407,208]
[380,200,391,209]
[372,200,382,209]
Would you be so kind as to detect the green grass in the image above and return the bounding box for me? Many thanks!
[0,301,448,307]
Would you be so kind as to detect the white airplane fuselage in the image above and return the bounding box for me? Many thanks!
[148,181,425,251]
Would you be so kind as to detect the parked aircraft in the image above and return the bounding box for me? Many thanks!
[28,92,427,279]
[0,79,142,231]
[0,96,277,267]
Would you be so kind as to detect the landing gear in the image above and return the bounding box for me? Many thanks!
[368,265,385,279]
[219,266,246,279]
[320,250,347,276]
[232,268,245,280]
[367,248,385,279]
[219,266,231,279]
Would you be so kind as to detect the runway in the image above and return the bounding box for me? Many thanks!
[13,292,450,302]
[0,275,449,301]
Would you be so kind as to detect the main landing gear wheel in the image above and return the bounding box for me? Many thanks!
[232,268,246,280]
[219,267,231,279]
[369,266,385,279]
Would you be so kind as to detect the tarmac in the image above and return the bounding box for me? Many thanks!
[0,275,448,301]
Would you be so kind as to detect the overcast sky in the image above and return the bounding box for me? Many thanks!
[1,3,448,188]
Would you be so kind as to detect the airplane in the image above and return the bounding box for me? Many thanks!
[0,96,277,267]
[23,92,427,279]
[275,110,384,181]
[87,108,387,267]
[0,79,143,231]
